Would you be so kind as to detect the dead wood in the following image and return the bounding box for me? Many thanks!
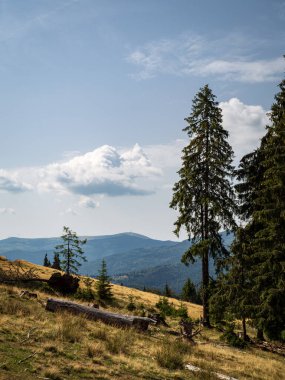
[46,298,153,331]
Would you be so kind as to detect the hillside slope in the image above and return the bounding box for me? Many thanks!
[0,259,284,380]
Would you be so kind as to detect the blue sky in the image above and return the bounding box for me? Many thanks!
[0,0,284,240]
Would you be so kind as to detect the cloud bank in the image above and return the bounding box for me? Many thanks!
[0,170,32,193]
[127,33,284,82]
[39,144,161,197]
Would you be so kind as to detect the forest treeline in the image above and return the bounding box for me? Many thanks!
[171,61,285,342]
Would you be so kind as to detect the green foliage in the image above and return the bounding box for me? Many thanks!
[95,259,113,302]
[74,287,95,301]
[176,302,188,318]
[51,252,61,270]
[155,297,188,318]
[170,84,237,325]
[220,325,247,349]
[233,69,285,341]
[126,295,136,311]
[54,226,87,275]
[43,253,51,267]
[164,282,172,297]
[181,278,198,303]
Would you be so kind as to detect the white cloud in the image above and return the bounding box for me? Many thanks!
[79,197,100,209]
[38,144,162,197]
[145,99,268,169]
[60,207,78,216]
[0,170,32,193]
[127,33,284,82]
[220,98,269,160]
[0,208,16,215]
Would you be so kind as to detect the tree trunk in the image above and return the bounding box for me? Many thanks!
[242,316,247,341]
[202,251,210,327]
[257,328,264,341]
[46,298,153,331]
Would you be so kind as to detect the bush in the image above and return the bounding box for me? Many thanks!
[156,297,189,318]
[220,325,247,348]
[176,302,188,318]
[126,296,136,311]
[74,287,95,302]
[48,273,79,295]
[155,339,189,370]
[155,297,176,317]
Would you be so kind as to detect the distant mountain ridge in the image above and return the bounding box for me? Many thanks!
[0,231,234,294]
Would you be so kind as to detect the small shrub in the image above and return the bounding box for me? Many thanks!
[155,297,176,317]
[48,273,79,295]
[220,325,247,348]
[175,302,188,318]
[155,339,189,370]
[127,296,136,311]
[74,287,95,301]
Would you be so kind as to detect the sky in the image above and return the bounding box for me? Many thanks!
[0,0,284,241]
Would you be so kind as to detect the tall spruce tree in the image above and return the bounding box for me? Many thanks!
[170,85,237,326]
[54,226,87,275]
[250,74,285,340]
[233,68,285,340]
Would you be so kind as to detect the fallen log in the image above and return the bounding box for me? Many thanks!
[46,298,154,331]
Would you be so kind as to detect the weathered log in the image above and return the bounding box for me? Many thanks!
[46,298,153,331]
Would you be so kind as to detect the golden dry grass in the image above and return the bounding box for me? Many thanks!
[0,261,284,380]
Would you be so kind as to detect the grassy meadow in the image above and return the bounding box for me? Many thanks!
[0,258,284,380]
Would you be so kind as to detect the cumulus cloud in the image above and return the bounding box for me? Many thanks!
[0,207,16,215]
[79,197,100,209]
[0,170,32,193]
[145,99,268,169]
[39,144,161,197]
[220,98,269,160]
[127,33,284,82]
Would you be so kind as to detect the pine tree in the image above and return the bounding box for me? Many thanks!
[54,226,87,275]
[43,253,51,267]
[181,278,198,304]
[164,283,172,297]
[233,67,285,340]
[51,252,61,270]
[250,73,285,340]
[95,259,113,302]
[170,85,237,326]
[210,226,256,340]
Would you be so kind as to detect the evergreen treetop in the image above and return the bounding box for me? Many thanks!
[54,226,87,275]
[170,84,237,325]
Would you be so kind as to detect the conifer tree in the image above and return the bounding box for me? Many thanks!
[43,253,51,267]
[250,73,285,340]
[164,283,172,297]
[210,227,256,340]
[233,67,285,340]
[181,278,198,304]
[54,226,87,275]
[51,252,61,270]
[170,85,237,326]
[95,259,113,302]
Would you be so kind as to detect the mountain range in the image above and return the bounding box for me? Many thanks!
[0,232,233,294]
